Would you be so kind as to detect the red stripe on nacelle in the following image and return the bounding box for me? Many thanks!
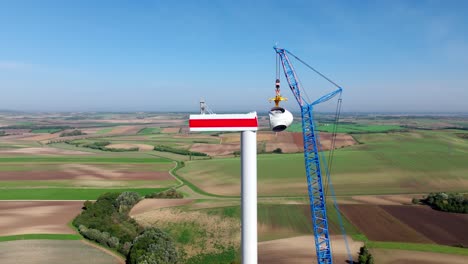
[189,118,258,128]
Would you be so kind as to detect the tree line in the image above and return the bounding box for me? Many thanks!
[74,191,179,263]
[154,145,207,156]
[413,192,468,214]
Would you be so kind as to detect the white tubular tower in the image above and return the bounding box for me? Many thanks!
[189,112,258,264]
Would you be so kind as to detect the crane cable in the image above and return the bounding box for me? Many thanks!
[285,50,342,89]
[325,93,342,197]
[276,53,280,80]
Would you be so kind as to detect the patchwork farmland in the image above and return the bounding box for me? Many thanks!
[0,112,467,263]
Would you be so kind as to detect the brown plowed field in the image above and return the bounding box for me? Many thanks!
[190,143,239,156]
[0,147,91,156]
[107,125,143,135]
[381,205,468,246]
[0,164,173,181]
[258,235,363,264]
[0,170,171,181]
[0,201,83,236]
[105,143,154,151]
[0,240,123,264]
[340,204,432,243]
[265,132,356,153]
[161,127,180,133]
[341,204,468,246]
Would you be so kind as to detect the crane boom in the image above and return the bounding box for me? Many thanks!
[274,47,342,264]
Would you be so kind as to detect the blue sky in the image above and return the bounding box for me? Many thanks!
[1,0,467,113]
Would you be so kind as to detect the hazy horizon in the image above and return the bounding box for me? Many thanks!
[1,1,468,113]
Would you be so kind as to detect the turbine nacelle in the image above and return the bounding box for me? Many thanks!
[268,106,293,132]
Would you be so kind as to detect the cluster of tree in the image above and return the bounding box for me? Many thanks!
[60,130,86,137]
[272,148,283,154]
[74,192,179,262]
[154,145,207,156]
[357,245,374,264]
[146,188,183,199]
[414,192,468,214]
[233,146,281,157]
[79,225,128,253]
[73,192,143,255]
[128,228,179,264]
[82,141,111,149]
[65,140,138,152]
[456,133,468,139]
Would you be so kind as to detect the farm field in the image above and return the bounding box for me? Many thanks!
[258,235,363,264]
[340,204,468,246]
[1,112,468,263]
[179,130,468,196]
[370,248,468,264]
[0,240,123,264]
[287,122,406,134]
[0,201,83,236]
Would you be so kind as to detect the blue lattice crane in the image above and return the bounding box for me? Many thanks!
[271,47,351,264]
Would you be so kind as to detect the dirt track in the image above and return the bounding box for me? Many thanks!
[0,201,83,236]
[258,235,363,264]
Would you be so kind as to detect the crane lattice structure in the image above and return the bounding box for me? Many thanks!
[274,47,352,264]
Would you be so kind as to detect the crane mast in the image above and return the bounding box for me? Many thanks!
[274,47,343,264]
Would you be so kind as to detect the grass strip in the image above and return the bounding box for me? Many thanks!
[368,241,468,256]
[0,188,167,200]
[0,234,81,242]
[169,160,237,198]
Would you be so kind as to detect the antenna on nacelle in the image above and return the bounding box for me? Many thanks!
[200,98,214,115]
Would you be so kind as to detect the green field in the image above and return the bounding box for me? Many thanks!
[368,241,468,256]
[0,234,81,242]
[179,130,468,196]
[95,127,114,134]
[138,127,161,135]
[287,122,405,134]
[0,187,166,200]
[31,128,63,133]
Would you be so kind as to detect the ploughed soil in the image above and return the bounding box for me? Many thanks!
[0,201,83,236]
[104,143,154,151]
[196,131,356,156]
[381,205,468,246]
[341,204,468,246]
[340,204,432,243]
[267,132,356,153]
[0,147,91,156]
[190,143,239,156]
[161,127,180,133]
[350,194,415,205]
[0,164,172,181]
[0,240,122,264]
[258,235,363,264]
